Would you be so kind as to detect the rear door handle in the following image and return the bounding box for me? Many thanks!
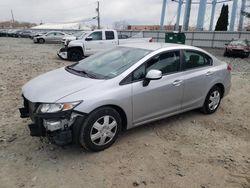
[172,80,182,86]
[205,71,213,76]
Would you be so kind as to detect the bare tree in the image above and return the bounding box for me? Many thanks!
[113,20,128,30]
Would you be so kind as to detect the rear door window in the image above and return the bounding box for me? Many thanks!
[183,50,212,70]
[105,31,115,40]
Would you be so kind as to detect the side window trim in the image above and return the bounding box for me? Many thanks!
[119,50,181,85]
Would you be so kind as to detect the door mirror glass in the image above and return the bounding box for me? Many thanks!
[143,69,162,87]
[85,36,93,41]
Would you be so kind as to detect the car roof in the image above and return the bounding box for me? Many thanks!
[120,42,201,51]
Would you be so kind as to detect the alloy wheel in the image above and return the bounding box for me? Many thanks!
[90,115,118,146]
[208,90,220,111]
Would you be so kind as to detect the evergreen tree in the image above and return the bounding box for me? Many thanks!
[215,4,229,31]
[241,11,250,18]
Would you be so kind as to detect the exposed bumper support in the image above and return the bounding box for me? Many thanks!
[57,46,68,60]
[19,98,86,145]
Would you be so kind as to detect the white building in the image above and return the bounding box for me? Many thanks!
[32,22,91,30]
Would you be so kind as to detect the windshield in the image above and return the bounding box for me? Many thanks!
[230,40,247,46]
[73,31,86,38]
[67,47,151,79]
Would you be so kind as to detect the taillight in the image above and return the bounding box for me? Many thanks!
[227,64,232,71]
[149,38,153,42]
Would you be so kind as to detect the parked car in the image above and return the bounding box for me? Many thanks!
[224,39,250,58]
[7,29,21,37]
[29,31,47,39]
[33,31,70,43]
[62,31,90,46]
[18,30,33,38]
[20,43,231,151]
[0,29,8,37]
[14,30,24,37]
[57,29,152,61]
[118,34,129,39]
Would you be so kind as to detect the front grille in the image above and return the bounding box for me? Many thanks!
[232,49,243,52]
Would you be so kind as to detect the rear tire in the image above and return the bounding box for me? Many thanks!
[79,107,122,152]
[201,86,222,114]
[68,48,83,61]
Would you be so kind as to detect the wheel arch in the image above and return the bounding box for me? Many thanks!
[213,83,225,98]
[68,46,84,54]
[202,82,225,106]
[88,104,128,132]
[67,46,84,56]
[37,37,45,43]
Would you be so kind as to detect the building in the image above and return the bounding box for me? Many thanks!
[127,25,182,31]
[32,23,91,30]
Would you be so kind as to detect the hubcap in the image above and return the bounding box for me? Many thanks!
[208,90,220,111]
[90,115,117,146]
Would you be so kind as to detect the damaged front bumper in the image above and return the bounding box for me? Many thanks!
[57,46,68,60]
[19,97,85,145]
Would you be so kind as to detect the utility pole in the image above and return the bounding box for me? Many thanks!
[11,9,15,23]
[96,1,100,29]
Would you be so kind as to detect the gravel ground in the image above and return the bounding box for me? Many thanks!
[0,37,250,188]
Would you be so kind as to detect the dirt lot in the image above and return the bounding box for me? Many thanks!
[0,37,249,188]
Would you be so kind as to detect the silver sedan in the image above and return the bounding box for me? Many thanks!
[20,43,231,151]
[33,31,70,44]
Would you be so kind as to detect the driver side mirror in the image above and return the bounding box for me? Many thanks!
[143,69,162,87]
[85,36,93,41]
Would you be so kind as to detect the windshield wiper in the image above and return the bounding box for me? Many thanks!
[77,70,98,79]
[66,65,99,79]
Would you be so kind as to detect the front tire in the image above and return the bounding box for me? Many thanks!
[223,50,228,57]
[201,86,222,114]
[68,48,83,61]
[38,38,45,44]
[79,107,122,152]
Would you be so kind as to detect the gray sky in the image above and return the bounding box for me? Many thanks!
[0,0,246,29]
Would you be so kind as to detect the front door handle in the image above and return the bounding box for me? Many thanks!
[205,71,213,76]
[172,80,182,86]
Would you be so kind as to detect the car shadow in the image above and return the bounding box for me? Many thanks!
[39,109,203,156]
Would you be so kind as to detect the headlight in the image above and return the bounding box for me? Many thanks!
[37,101,82,113]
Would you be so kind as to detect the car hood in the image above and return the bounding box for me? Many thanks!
[68,39,84,48]
[22,67,105,103]
[63,36,76,40]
